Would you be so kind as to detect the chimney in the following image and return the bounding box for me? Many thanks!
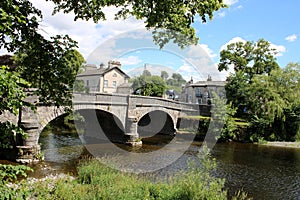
[108,60,121,69]
[85,64,97,71]
[99,63,105,69]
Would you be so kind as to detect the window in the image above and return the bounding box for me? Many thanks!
[113,81,117,88]
[104,80,108,88]
[113,73,117,77]
[195,88,202,97]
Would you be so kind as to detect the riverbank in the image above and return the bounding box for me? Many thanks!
[259,141,300,149]
[1,156,249,200]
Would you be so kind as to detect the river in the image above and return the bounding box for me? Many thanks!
[33,130,300,200]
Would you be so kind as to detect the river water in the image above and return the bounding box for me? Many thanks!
[34,130,300,200]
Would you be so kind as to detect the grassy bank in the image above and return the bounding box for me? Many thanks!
[178,116,250,142]
[0,151,249,200]
[258,141,300,149]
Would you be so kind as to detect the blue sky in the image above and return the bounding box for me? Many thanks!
[2,0,300,81]
[195,0,300,67]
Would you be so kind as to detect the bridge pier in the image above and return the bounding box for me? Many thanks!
[124,116,142,146]
[16,122,41,163]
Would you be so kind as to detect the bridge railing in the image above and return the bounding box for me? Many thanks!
[73,93,128,105]
[128,95,196,111]
[72,92,197,112]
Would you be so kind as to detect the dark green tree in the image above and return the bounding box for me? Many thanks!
[218,39,279,79]
[142,69,152,77]
[1,0,83,107]
[131,75,166,97]
[160,71,169,81]
[0,66,30,148]
[14,35,81,106]
[166,73,186,87]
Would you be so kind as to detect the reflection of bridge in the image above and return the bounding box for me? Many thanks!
[1,93,202,161]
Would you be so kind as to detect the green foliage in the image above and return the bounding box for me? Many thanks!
[160,70,169,81]
[0,0,41,52]
[0,150,249,199]
[132,74,166,97]
[219,102,238,141]
[0,121,26,148]
[0,66,29,115]
[1,1,85,108]
[48,0,227,48]
[64,149,228,199]
[15,35,81,107]
[0,164,33,182]
[0,66,30,148]
[219,38,300,142]
[73,79,89,93]
[218,39,279,79]
[224,71,249,117]
[166,73,187,87]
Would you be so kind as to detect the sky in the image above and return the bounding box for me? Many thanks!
[2,0,300,81]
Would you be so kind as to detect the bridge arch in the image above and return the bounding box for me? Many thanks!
[37,105,126,145]
[137,109,177,137]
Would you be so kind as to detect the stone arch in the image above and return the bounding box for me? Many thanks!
[36,105,126,144]
[137,109,177,137]
[76,108,125,144]
[134,107,179,125]
[37,106,66,137]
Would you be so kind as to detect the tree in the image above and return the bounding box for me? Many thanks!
[14,35,81,107]
[142,69,152,77]
[160,71,169,81]
[0,66,30,148]
[47,0,227,48]
[218,39,279,79]
[217,39,300,141]
[1,0,83,108]
[219,39,280,117]
[166,73,186,87]
[224,71,249,117]
[131,75,166,97]
[0,0,85,149]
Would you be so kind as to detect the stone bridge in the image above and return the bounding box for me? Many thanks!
[1,93,202,161]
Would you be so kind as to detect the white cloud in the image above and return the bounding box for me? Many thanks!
[177,44,226,81]
[199,44,217,58]
[285,34,297,42]
[220,37,246,51]
[29,0,144,59]
[223,0,239,6]
[270,43,286,57]
[177,61,202,81]
[118,56,142,66]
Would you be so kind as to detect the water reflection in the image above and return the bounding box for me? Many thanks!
[208,143,300,199]
[36,129,300,200]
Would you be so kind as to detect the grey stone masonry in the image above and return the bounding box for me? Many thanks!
[1,92,204,162]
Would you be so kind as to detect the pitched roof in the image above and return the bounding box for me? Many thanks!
[189,80,226,87]
[77,66,130,78]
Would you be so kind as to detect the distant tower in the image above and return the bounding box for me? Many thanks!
[207,74,212,81]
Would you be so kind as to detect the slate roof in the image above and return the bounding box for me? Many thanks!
[77,66,130,78]
[189,80,226,87]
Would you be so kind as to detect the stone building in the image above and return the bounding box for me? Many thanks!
[181,76,226,104]
[76,61,130,93]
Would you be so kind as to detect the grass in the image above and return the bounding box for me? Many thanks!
[0,150,250,200]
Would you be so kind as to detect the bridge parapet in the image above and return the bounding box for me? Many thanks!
[128,95,196,112]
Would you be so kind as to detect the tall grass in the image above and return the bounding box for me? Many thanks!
[0,150,250,199]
